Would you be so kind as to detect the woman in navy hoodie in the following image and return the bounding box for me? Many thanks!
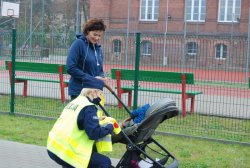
[66,18,107,100]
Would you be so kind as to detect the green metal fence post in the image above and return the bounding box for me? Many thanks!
[249,77,250,89]
[10,28,17,114]
[133,32,141,109]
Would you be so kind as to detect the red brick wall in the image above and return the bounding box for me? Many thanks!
[90,0,249,34]
[91,0,249,70]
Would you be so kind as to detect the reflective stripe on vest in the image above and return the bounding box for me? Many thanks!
[96,116,114,153]
[96,134,112,153]
[47,96,94,168]
[97,93,105,117]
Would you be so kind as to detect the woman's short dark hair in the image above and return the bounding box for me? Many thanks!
[83,18,106,35]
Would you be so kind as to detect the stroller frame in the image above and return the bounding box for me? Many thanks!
[98,85,179,168]
[115,136,178,168]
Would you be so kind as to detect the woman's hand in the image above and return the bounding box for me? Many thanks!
[95,76,107,81]
[95,76,110,87]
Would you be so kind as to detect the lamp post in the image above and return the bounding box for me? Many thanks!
[246,6,250,82]
[125,0,131,66]
[182,0,187,72]
[163,0,169,66]
[41,0,44,49]
[29,0,33,59]
[76,0,80,34]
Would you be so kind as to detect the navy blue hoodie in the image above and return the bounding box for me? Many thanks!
[66,34,105,96]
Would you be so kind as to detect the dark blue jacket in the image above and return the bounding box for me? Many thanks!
[77,102,114,140]
[47,97,114,167]
[66,34,105,96]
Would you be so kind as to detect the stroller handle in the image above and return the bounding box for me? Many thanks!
[104,84,133,118]
[104,83,115,94]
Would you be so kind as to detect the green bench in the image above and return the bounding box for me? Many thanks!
[111,68,203,116]
[5,61,69,103]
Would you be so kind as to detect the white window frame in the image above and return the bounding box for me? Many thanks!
[141,40,152,56]
[186,0,206,22]
[113,39,121,54]
[187,42,198,58]
[218,0,241,22]
[215,44,227,59]
[140,0,159,21]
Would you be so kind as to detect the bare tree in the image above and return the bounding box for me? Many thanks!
[82,0,89,22]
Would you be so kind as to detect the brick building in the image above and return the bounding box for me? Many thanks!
[89,0,250,70]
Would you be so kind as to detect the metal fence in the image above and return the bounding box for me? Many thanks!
[0,31,249,144]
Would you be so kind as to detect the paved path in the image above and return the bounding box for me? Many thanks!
[0,139,119,168]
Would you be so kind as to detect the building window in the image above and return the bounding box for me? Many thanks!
[113,39,121,54]
[218,0,241,22]
[187,42,198,58]
[215,44,227,59]
[140,0,159,21]
[141,40,152,56]
[186,0,206,22]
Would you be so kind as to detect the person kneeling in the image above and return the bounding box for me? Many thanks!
[47,81,115,168]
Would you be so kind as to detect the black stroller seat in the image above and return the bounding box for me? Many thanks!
[113,98,179,168]
[117,98,178,144]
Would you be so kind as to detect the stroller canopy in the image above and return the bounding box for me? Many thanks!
[122,98,179,144]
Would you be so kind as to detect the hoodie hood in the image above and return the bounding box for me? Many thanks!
[76,34,101,47]
[76,34,87,41]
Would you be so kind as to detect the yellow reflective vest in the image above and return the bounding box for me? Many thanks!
[97,93,105,117]
[96,117,121,153]
[95,93,113,153]
[96,117,113,153]
[47,95,95,168]
[95,134,112,153]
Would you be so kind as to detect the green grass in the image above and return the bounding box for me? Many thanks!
[0,114,249,168]
[156,115,250,142]
[103,108,250,143]
[196,80,248,89]
[0,95,65,118]
[0,95,249,143]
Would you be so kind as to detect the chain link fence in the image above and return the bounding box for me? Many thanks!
[0,0,249,144]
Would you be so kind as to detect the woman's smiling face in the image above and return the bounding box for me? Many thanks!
[86,30,104,44]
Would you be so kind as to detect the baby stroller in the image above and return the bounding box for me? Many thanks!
[99,86,179,168]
